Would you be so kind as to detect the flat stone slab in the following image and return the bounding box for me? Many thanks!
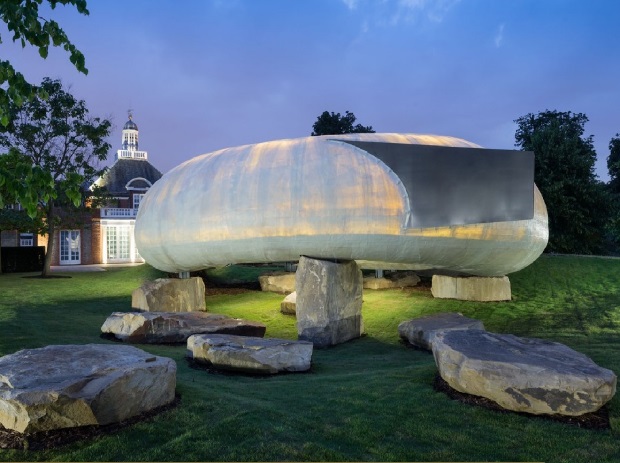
[431,275,511,301]
[187,334,313,374]
[132,277,206,312]
[101,311,266,343]
[363,271,420,290]
[0,344,176,433]
[433,330,617,416]
[258,272,296,294]
[280,291,296,315]
[398,312,484,351]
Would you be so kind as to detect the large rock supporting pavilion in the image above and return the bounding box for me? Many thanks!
[295,256,363,347]
[132,277,206,312]
[431,275,512,302]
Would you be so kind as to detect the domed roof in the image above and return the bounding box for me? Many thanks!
[93,159,162,195]
[123,118,138,131]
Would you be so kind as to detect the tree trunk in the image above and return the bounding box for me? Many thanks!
[41,207,55,277]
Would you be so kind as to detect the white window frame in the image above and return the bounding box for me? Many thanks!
[19,233,34,247]
[133,193,145,210]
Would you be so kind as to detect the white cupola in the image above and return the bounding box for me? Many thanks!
[117,111,148,160]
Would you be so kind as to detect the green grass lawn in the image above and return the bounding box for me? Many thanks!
[0,255,620,462]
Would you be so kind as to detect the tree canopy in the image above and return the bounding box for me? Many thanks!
[514,110,610,254]
[607,134,620,195]
[0,77,111,275]
[311,111,375,136]
[0,0,89,126]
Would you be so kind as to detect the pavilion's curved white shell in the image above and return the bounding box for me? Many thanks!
[135,133,548,276]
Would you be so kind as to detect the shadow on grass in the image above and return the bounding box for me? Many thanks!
[1,259,620,462]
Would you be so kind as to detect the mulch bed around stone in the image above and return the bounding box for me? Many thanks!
[0,393,181,451]
[433,373,610,430]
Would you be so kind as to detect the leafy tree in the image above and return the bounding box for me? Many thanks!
[0,77,111,276]
[311,111,375,136]
[0,148,48,273]
[607,134,620,194]
[605,134,620,252]
[0,0,89,127]
[514,110,610,254]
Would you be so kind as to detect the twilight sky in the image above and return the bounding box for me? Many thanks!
[2,0,620,179]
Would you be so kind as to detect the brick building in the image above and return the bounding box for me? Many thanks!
[1,113,163,266]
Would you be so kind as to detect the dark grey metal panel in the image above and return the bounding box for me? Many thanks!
[341,141,534,228]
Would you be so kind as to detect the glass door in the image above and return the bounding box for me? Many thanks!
[60,230,81,264]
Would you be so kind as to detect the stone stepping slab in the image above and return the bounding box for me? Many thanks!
[363,271,420,290]
[398,312,484,351]
[101,311,266,344]
[432,329,617,416]
[431,275,511,301]
[258,272,296,294]
[0,344,176,433]
[280,291,296,315]
[132,277,206,312]
[187,334,313,374]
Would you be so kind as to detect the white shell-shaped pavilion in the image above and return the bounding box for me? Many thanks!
[135,133,548,276]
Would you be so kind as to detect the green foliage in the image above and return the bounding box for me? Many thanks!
[605,134,620,253]
[515,110,610,254]
[311,110,375,136]
[607,134,620,194]
[0,0,89,127]
[0,148,53,214]
[0,207,43,234]
[0,258,620,462]
[0,77,111,275]
[0,77,111,212]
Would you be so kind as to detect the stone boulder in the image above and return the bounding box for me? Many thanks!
[258,272,296,294]
[431,275,511,302]
[398,313,484,351]
[187,334,313,374]
[0,344,176,433]
[296,256,363,348]
[101,311,266,343]
[132,277,206,312]
[363,271,420,290]
[433,330,617,416]
[280,291,296,315]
